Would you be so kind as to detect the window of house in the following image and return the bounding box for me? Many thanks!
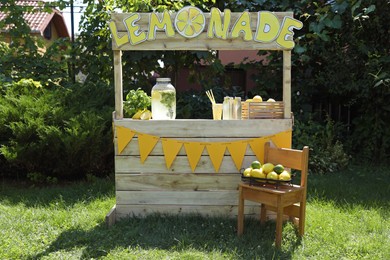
[44,22,52,40]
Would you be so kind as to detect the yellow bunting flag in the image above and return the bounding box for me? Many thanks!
[271,130,292,148]
[184,142,205,172]
[227,141,248,171]
[138,133,159,163]
[116,126,136,154]
[205,143,226,173]
[249,137,267,163]
[161,138,183,169]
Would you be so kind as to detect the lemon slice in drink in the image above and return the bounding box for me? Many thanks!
[152,91,162,101]
[175,6,205,38]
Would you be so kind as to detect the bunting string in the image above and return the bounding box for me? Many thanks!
[116,126,292,172]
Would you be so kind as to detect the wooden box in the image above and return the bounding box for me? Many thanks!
[242,101,284,119]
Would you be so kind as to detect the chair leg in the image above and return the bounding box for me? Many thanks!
[237,186,244,236]
[260,204,267,225]
[275,201,283,248]
[298,200,306,236]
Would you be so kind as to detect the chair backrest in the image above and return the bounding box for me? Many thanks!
[264,142,309,187]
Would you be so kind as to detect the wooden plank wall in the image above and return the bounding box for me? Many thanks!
[113,119,292,220]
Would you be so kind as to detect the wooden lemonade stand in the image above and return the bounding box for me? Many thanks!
[106,7,303,226]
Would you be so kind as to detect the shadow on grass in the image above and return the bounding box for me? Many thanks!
[29,214,302,259]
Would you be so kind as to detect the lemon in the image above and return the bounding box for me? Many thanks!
[175,6,205,38]
[140,110,152,120]
[262,163,274,174]
[279,170,291,181]
[152,90,162,101]
[251,160,261,169]
[267,171,279,183]
[273,164,284,174]
[243,167,252,177]
[245,99,253,102]
[251,168,266,179]
[132,110,143,120]
[267,98,276,102]
[253,95,263,102]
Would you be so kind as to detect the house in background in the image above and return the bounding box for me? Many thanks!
[176,50,266,95]
[0,0,69,50]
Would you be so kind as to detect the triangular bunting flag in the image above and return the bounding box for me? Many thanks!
[161,138,183,169]
[206,143,226,173]
[138,133,160,163]
[184,142,205,172]
[116,126,136,154]
[271,130,292,148]
[227,141,248,171]
[249,137,266,163]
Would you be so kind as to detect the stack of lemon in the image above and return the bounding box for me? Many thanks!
[243,160,291,182]
[245,95,276,103]
[132,109,152,120]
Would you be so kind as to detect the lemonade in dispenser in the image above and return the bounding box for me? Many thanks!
[151,78,176,120]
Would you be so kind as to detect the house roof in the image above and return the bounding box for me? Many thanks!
[0,0,69,38]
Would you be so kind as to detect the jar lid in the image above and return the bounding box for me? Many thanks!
[156,78,171,82]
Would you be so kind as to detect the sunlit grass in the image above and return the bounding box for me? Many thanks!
[1,166,389,259]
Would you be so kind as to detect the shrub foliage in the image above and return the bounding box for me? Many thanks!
[0,78,114,180]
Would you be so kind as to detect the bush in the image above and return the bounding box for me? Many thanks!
[0,79,114,180]
[293,116,350,174]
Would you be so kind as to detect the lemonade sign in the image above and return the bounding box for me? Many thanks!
[110,6,303,50]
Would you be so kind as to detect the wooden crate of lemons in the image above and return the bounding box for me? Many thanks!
[242,95,284,119]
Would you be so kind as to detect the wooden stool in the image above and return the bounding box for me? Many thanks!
[237,142,309,248]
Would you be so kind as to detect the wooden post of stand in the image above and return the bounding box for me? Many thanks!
[283,50,291,119]
[114,50,123,119]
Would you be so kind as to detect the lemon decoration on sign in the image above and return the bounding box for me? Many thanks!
[175,6,205,38]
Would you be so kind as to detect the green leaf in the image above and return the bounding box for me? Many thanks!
[318,31,330,41]
[332,1,349,14]
[364,5,376,14]
[332,15,342,29]
[309,22,324,33]
[294,45,307,54]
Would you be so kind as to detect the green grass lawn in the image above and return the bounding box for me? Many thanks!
[1,166,389,259]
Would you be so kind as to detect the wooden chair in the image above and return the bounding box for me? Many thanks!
[237,142,309,248]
